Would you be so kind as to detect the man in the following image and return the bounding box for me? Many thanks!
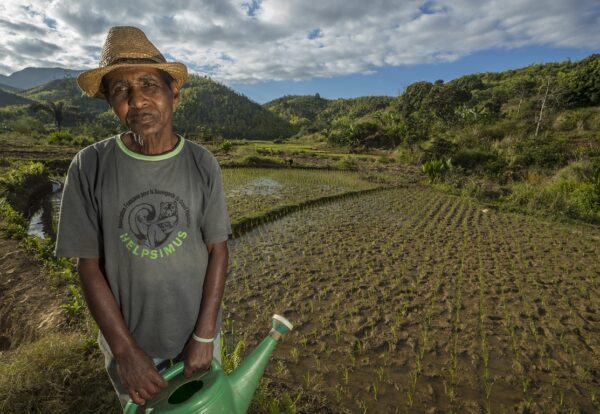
[55,26,231,408]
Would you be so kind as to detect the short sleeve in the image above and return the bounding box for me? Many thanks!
[54,152,104,258]
[201,157,232,244]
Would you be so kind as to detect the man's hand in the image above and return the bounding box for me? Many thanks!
[115,346,168,406]
[183,339,214,378]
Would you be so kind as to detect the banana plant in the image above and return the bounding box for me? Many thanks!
[421,158,452,183]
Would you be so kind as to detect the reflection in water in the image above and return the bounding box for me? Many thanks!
[226,177,283,198]
[27,179,63,239]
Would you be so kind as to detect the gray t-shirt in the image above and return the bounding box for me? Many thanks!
[55,134,232,358]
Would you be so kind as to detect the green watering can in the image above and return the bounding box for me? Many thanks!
[123,314,293,414]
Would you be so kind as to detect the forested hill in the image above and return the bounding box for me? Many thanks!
[264,54,600,142]
[1,74,298,140]
[22,78,110,113]
[173,75,297,139]
[0,89,34,108]
[264,94,393,133]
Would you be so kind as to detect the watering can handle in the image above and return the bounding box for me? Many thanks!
[160,357,221,382]
[122,358,221,413]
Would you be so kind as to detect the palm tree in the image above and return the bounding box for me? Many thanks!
[30,100,78,131]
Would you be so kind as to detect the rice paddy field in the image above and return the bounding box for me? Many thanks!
[2,158,599,413]
[223,186,600,413]
[222,168,380,224]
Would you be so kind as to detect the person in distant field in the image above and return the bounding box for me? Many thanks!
[54,26,232,408]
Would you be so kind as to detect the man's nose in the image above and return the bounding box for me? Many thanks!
[128,86,147,108]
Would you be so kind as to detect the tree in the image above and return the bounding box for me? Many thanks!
[398,81,433,117]
[535,78,551,137]
[30,100,78,131]
[560,54,600,107]
[423,83,471,124]
[509,78,537,116]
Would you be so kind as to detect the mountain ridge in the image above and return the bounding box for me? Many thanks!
[0,67,84,90]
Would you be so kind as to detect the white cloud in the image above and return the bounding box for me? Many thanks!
[0,0,598,81]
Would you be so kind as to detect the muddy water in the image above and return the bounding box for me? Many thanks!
[224,187,600,413]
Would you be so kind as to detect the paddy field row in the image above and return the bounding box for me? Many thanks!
[223,187,600,413]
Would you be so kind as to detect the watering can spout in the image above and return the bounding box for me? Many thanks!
[229,314,293,414]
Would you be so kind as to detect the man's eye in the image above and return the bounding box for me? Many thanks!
[112,86,127,94]
[143,81,157,88]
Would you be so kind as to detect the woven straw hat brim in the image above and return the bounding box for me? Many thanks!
[77,61,188,99]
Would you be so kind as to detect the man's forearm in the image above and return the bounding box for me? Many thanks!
[194,241,228,338]
[77,257,138,359]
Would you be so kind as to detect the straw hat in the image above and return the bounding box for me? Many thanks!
[77,26,188,99]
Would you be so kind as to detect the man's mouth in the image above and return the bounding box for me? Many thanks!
[128,112,155,126]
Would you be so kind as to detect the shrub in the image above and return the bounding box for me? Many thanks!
[0,161,46,195]
[5,116,47,135]
[422,158,451,183]
[513,136,571,169]
[392,144,424,164]
[0,198,28,239]
[505,179,599,223]
[334,157,359,171]
[473,123,506,141]
[239,155,284,168]
[421,137,456,161]
[452,149,492,170]
[220,139,233,154]
[47,130,93,147]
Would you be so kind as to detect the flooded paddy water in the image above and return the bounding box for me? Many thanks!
[222,168,379,221]
[223,187,600,413]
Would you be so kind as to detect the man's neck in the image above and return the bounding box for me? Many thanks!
[122,130,179,155]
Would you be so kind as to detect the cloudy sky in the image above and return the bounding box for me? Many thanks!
[0,0,599,102]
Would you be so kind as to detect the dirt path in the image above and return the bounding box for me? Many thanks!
[0,234,66,353]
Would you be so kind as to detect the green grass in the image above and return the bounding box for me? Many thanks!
[0,161,46,195]
[504,178,600,223]
[0,332,120,414]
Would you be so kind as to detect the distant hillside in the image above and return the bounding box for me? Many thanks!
[0,67,83,90]
[265,94,394,132]
[173,75,298,139]
[0,90,34,108]
[264,94,329,124]
[2,73,296,140]
[0,83,23,94]
[21,78,109,113]
[14,78,110,129]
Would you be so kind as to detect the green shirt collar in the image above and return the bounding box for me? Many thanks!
[116,133,185,161]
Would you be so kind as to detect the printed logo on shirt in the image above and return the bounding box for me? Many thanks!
[118,189,191,259]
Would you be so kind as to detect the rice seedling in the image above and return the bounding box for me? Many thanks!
[290,347,300,364]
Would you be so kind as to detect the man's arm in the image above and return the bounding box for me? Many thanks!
[183,240,228,377]
[77,258,167,405]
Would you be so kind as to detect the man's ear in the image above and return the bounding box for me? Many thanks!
[170,80,181,108]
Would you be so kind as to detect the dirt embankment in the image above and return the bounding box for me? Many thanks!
[0,233,67,352]
[0,172,68,352]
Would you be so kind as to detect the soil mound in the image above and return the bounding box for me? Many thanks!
[0,234,66,352]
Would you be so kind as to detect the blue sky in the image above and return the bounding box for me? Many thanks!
[232,46,598,103]
[0,1,598,103]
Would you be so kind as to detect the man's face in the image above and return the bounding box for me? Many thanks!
[103,67,179,137]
